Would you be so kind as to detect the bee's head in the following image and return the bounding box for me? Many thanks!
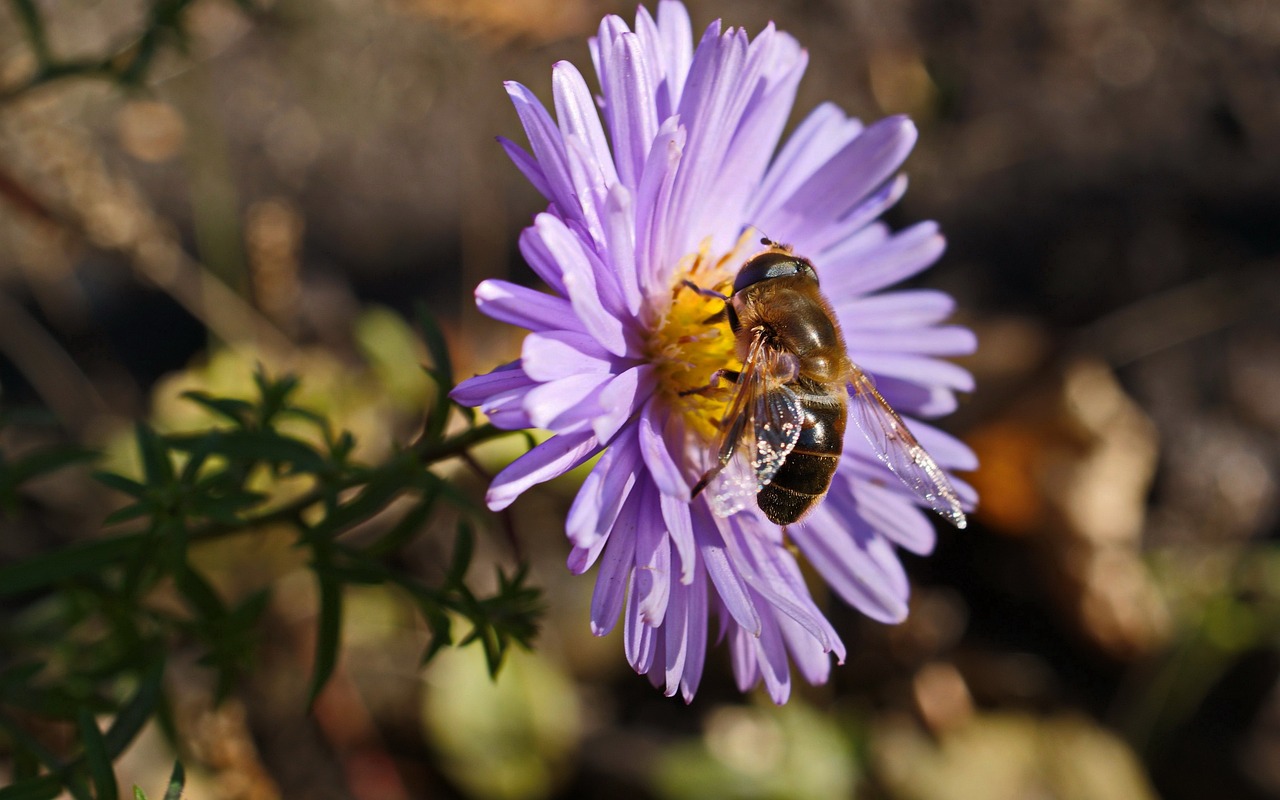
[732,250,818,294]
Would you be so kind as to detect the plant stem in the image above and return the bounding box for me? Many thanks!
[0,422,516,595]
[190,422,510,542]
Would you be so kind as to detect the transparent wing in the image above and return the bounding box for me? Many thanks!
[847,365,968,529]
[695,329,805,518]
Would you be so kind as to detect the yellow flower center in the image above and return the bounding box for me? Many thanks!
[647,232,758,444]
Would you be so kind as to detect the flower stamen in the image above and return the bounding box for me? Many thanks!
[648,231,761,442]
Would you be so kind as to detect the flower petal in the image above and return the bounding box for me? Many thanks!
[451,362,536,430]
[874,374,961,418]
[505,81,580,222]
[837,289,957,329]
[780,613,835,685]
[450,360,531,407]
[591,493,638,636]
[752,609,792,705]
[663,21,748,258]
[476,280,580,333]
[851,352,976,392]
[823,220,946,298]
[638,398,690,498]
[552,60,619,193]
[848,478,937,555]
[645,0,694,118]
[694,502,760,635]
[720,512,837,651]
[517,221,569,297]
[593,363,656,444]
[703,37,807,244]
[752,102,862,220]
[598,31,659,191]
[625,575,658,672]
[661,574,690,697]
[498,136,553,201]
[486,431,602,511]
[529,219,630,357]
[660,490,696,584]
[757,116,916,250]
[633,482,672,626]
[634,116,686,302]
[521,330,617,382]
[523,372,611,430]
[845,325,978,357]
[906,419,980,471]
[566,422,641,549]
[788,505,910,623]
[602,183,643,316]
[678,565,708,702]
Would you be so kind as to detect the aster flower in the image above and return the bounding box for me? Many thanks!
[451,0,977,703]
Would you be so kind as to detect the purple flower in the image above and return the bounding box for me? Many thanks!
[451,0,977,703]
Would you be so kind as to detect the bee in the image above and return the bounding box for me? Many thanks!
[687,240,967,529]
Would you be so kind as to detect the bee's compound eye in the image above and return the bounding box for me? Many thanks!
[733,252,817,293]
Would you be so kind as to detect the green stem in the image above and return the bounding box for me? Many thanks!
[412,422,503,463]
[189,422,509,542]
[0,422,515,595]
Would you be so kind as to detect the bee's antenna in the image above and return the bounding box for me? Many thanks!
[743,225,791,253]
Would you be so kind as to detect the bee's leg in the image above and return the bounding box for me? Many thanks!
[700,307,729,325]
[776,351,800,382]
[690,467,720,499]
[678,368,740,397]
[681,280,729,301]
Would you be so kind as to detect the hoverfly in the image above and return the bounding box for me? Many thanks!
[687,240,967,529]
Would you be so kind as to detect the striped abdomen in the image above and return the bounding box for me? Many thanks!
[756,384,847,525]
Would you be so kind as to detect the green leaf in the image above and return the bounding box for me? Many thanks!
[103,661,164,758]
[166,429,327,475]
[446,522,474,586]
[312,461,416,538]
[415,304,455,443]
[174,564,226,622]
[102,504,151,526]
[133,788,147,800]
[419,605,453,667]
[330,431,356,464]
[185,489,266,527]
[0,711,91,800]
[0,775,63,800]
[156,516,188,576]
[0,534,145,596]
[161,762,185,800]
[0,661,44,689]
[362,478,440,557]
[180,391,254,426]
[12,747,39,779]
[78,709,118,800]
[177,434,219,485]
[253,370,301,427]
[135,424,174,487]
[415,303,454,391]
[93,472,148,500]
[307,555,343,708]
[228,588,271,629]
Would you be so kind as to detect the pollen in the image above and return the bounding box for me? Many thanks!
[648,233,756,443]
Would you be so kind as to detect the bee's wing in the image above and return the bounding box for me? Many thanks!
[847,365,968,529]
[702,329,805,518]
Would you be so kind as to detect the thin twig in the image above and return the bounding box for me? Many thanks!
[460,449,522,561]
[187,423,511,544]
[0,292,110,435]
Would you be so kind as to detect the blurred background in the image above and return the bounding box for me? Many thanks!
[2,0,1279,797]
